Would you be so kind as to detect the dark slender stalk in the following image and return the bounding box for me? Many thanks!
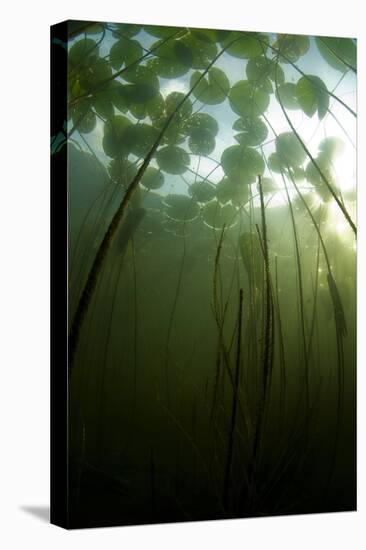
[68,36,249,373]
[223,288,244,512]
[318,37,356,73]
[249,176,275,489]
[273,56,356,235]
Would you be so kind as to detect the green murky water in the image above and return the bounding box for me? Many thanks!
[53,21,356,527]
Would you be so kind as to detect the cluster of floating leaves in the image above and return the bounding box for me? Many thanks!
[66,23,356,230]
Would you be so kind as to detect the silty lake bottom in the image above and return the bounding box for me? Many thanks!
[53,21,356,527]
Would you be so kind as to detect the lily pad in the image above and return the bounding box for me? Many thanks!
[229,80,270,117]
[202,201,238,229]
[109,38,142,71]
[318,137,345,158]
[260,177,278,195]
[140,167,165,190]
[144,25,183,39]
[111,23,141,38]
[102,115,132,157]
[190,67,230,105]
[233,117,268,146]
[188,181,216,203]
[221,145,265,183]
[315,36,356,72]
[163,194,200,221]
[165,92,192,123]
[274,34,310,64]
[275,132,307,168]
[183,112,219,137]
[180,32,218,69]
[107,159,137,186]
[275,83,300,110]
[77,110,97,134]
[216,178,249,206]
[124,124,159,158]
[188,128,216,155]
[148,39,192,78]
[69,38,99,68]
[222,32,267,59]
[246,55,283,86]
[296,75,329,119]
[156,146,191,174]
[305,153,336,190]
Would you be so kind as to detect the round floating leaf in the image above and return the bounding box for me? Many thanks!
[106,81,130,112]
[165,92,192,122]
[109,38,142,70]
[161,123,186,146]
[68,21,104,38]
[221,145,265,183]
[315,37,356,72]
[148,39,191,78]
[122,65,159,89]
[269,63,285,85]
[305,153,336,191]
[246,56,271,80]
[146,93,165,122]
[124,124,159,157]
[163,194,200,221]
[77,110,96,134]
[229,80,270,117]
[183,112,219,137]
[111,23,141,38]
[102,115,132,157]
[261,177,278,195]
[107,159,137,185]
[128,92,165,122]
[274,34,310,63]
[275,132,307,168]
[288,166,306,182]
[174,41,194,67]
[190,67,230,105]
[129,102,147,120]
[318,137,345,159]
[125,82,159,104]
[190,28,217,43]
[216,178,249,206]
[202,201,238,229]
[296,75,329,119]
[144,25,183,38]
[141,167,165,190]
[189,181,216,203]
[275,83,300,110]
[180,33,218,69]
[92,96,114,119]
[222,32,267,59]
[156,146,191,174]
[188,128,216,155]
[233,117,268,146]
[268,152,284,173]
[69,38,99,68]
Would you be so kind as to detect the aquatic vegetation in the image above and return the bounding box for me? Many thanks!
[52,21,356,527]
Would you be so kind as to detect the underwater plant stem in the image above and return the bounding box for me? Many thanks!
[223,288,244,512]
[68,29,184,108]
[273,57,356,235]
[68,40,247,373]
[249,176,275,488]
[164,231,186,407]
[318,37,356,73]
[252,33,356,118]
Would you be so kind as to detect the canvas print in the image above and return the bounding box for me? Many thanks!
[51,20,356,528]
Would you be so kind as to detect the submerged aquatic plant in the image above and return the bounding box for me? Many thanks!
[53,21,357,526]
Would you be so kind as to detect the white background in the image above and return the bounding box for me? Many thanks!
[0,1,364,547]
